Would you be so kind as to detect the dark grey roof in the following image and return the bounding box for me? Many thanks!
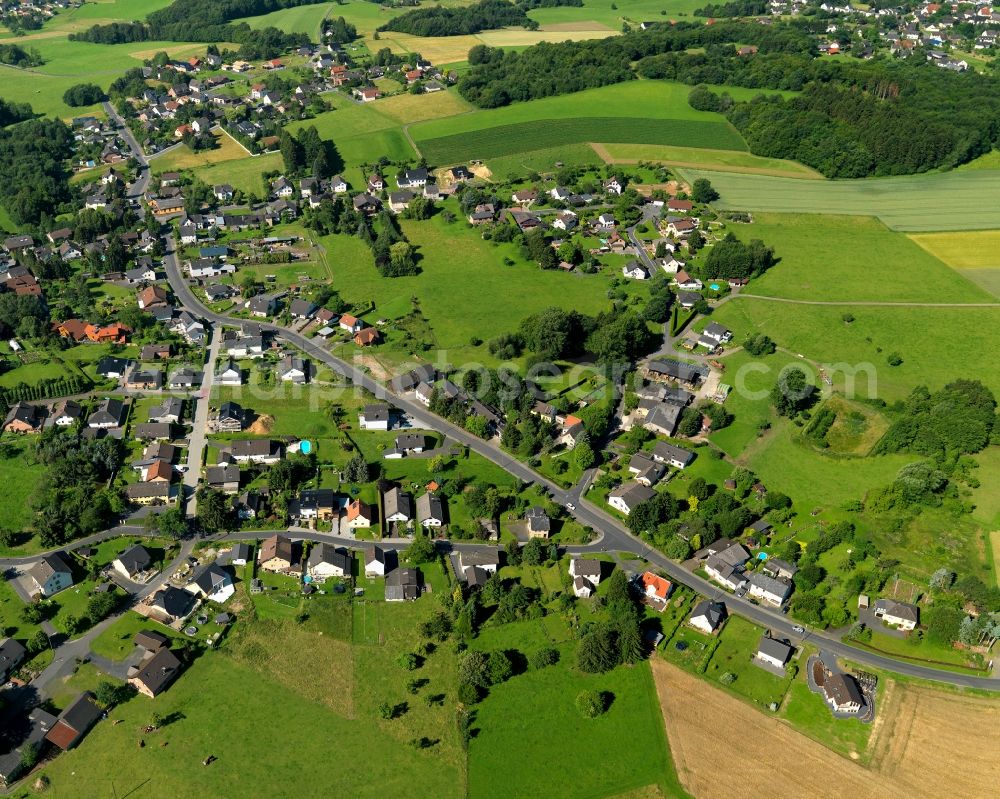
[134,647,182,695]
[385,567,421,601]
[115,544,152,574]
[757,635,792,664]
[690,599,726,629]
[56,692,103,734]
[188,562,232,596]
[307,543,351,573]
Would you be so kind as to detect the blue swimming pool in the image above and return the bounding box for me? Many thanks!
[709,283,720,291]
[300,440,312,454]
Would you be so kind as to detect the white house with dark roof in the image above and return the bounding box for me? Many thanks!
[608,482,655,516]
[359,403,391,431]
[689,599,726,634]
[873,599,919,630]
[755,634,793,670]
[746,571,793,606]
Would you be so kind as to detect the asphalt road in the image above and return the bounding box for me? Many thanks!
[158,229,1000,690]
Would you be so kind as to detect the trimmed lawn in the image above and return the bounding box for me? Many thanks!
[703,616,794,708]
[740,214,993,303]
[90,611,181,661]
[468,618,685,799]
[191,152,284,196]
[150,130,249,172]
[970,445,1000,528]
[0,576,41,642]
[779,670,872,761]
[679,167,1000,231]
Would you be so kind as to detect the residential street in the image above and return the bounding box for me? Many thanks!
[157,235,1000,692]
[181,326,222,517]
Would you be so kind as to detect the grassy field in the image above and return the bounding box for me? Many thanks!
[970,446,1000,529]
[316,210,647,365]
[711,299,1000,401]
[738,214,993,303]
[90,611,181,660]
[592,142,820,178]
[467,617,685,799]
[28,651,462,798]
[411,81,749,165]
[908,230,1000,298]
[483,142,604,177]
[818,395,891,456]
[150,130,249,172]
[191,152,283,196]
[245,1,333,36]
[0,438,44,531]
[374,89,475,125]
[702,616,794,707]
[679,168,1000,231]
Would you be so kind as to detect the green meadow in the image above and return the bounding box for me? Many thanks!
[679,168,1000,231]
[737,214,993,303]
[712,298,1000,401]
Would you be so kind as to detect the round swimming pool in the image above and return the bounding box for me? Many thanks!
[300,440,312,454]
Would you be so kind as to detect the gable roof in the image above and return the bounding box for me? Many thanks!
[260,534,293,563]
[307,543,351,573]
[133,647,182,695]
[115,544,152,574]
[45,692,102,749]
[29,551,73,588]
[641,571,672,599]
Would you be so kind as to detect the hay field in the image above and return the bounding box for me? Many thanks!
[908,230,1000,297]
[652,659,1000,799]
[374,88,474,124]
[678,168,1000,231]
[591,142,822,178]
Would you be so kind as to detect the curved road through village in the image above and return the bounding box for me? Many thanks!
[68,105,997,694]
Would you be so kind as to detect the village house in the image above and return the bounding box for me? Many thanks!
[364,544,389,577]
[569,559,603,599]
[259,534,296,573]
[755,634,793,670]
[346,498,372,528]
[524,506,551,538]
[608,482,656,516]
[385,567,421,602]
[873,598,919,630]
[689,599,727,634]
[822,672,864,714]
[307,544,351,580]
[185,562,235,603]
[129,646,182,697]
[640,571,673,610]
[206,463,241,494]
[3,401,45,434]
[651,441,695,469]
[112,544,152,580]
[416,492,445,528]
[359,403,391,431]
[28,552,74,598]
[230,439,282,465]
[44,693,103,751]
[296,488,337,521]
[383,486,413,524]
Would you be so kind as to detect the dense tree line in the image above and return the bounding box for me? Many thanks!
[379,0,535,36]
[70,0,322,56]
[0,117,74,227]
[62,83,107,107]
[457,21,813,107]
[0,98,33,128]
[278,126,342,178]
[694,0,768,16]
[0,43,43,68]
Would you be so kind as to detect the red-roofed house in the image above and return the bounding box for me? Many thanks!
[640,571,673,610]
[354,327,380,347]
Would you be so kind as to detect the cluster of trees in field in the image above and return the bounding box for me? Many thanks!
[70,0,322,57]
[874,380,996,457]
[489,305,657,369]
[700,232,775,281]
[379,0,536,36]
[0,43,43,68]
[0,98,33,128]
[863,381,996,519]
[321,15,358,45]
[62,83,107,107]
[458,19,1000,175]
[379,0,581,36]
[32,431,124,546]
[0,118,75,227]
[278,126,342,179]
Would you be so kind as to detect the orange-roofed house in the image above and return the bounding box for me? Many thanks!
[346,498,372,528]
[354,327,380,347]
[426,480,439,492]
[339,313,362,333]
[640,571,673,610]
[144,459,173,483]
[86,323,130,343]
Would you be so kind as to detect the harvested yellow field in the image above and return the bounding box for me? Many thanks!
[376,89,474,124]
[908,230,1000,268]
[373,26,617,63]
[651,659,1000,799]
